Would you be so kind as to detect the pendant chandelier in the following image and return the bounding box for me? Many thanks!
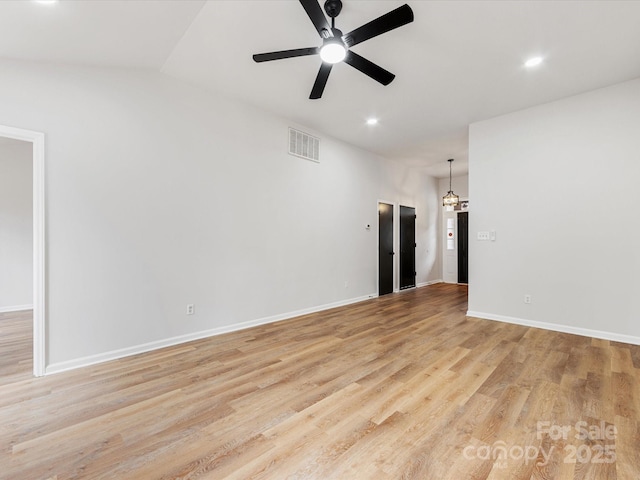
[442,158,460,208]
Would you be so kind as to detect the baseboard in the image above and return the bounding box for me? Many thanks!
[467,310,640,346]
[416,279,443,288]
[0,304,33,313]
[45,293,377,375]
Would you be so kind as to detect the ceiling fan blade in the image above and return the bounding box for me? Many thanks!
[253,47,319,63]
[342,4,414,48]
[344,51,395,86]
[310,63,333,99]
[299,0,331,38]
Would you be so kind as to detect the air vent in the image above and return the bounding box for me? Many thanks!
[289,127,319,163]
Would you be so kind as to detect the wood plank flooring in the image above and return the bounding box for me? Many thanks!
[1,284,639,479]
[0,309,32,386]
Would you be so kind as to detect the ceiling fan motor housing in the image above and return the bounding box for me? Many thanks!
[324,0,343,18]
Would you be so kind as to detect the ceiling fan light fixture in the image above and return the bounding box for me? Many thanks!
[252,1,414,99]
[320,40,347,64]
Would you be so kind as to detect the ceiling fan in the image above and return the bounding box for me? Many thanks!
[252,0,414,99]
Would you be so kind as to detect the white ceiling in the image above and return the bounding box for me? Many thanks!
[2,1,640,177]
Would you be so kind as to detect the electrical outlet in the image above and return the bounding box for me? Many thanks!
[344,281,349,288]
[187,304,195,315]
[524,295,532,304]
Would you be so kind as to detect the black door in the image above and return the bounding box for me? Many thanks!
[378,202,394,296]
[457,212,469,284]
[399,206,416,290]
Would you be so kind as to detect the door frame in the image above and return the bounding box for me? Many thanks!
[377,200,397,295]
[0,125,46,377]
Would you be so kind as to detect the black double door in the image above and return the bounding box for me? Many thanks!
[379,203,416,296]
[399,206,416,290]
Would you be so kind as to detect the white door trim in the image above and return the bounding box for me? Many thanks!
[0,124,46,377]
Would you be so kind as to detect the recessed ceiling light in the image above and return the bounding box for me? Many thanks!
[35,0,58,4]
[524,56,544,68]
[366,118,379,126]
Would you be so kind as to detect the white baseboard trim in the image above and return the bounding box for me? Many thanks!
[467,310,640,346]
[416,279,443,288]
[45,293,377,375]
[0,304,33,313]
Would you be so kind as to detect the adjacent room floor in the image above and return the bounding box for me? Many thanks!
[0,309,32,387]
[0,284,638,479]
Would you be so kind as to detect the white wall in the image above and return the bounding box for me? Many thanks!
[468,77,640,344]
[0,140,33,310]
[0,59,440,371]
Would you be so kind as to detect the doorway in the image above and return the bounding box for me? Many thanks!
[399,205,416,290]
[0,125,46,377]
[457,211,469,284]
[378,202,394,296]
[0,138,33,383]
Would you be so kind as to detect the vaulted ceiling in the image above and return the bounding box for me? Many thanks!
[2,0,640,177]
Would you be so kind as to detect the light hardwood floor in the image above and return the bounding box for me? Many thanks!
[1,284,639,479]
[0,309,32,386]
